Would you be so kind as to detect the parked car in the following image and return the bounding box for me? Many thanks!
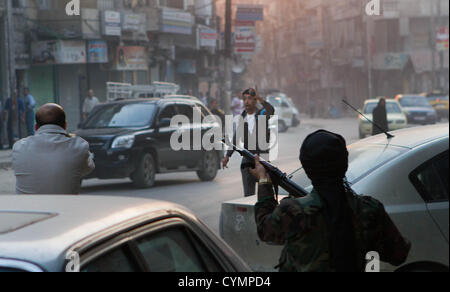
[76,98,223,188]
[266,94,294,133]
[358,99,408,139]
[421,91,449,121]
[286,97,301,127]
[0,196,251,272]
[395,94,438,125]
[220,124,449,272]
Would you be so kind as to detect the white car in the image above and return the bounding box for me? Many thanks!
[220,124,449,272]
[359,99,407,139]
[266,94,295,133]
[0,196,251,272]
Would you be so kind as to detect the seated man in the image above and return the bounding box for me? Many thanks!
[12,103,95,194]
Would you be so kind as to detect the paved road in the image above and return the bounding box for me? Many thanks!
[0,117,359,234]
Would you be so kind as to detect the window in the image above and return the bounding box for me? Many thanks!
[159,105,177,121]
[84,103,156,128]
[410,151,449,203]
[81,246,140,272]
[135,227,221,272]
[0,267,26,272]
[364,102,402,114]
[159,0,185,9]
[195,104,211,118]
[176,104,194,123]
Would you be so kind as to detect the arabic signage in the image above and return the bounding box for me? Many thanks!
[115,46,148,71]
[87,40,108,63]
[236,5,264,21]
[32,40,86,65]
[234,26,256,55]
[199,28,218,48]
[160,8,193,35]
[437,26,449,52]
[103,10,121,36]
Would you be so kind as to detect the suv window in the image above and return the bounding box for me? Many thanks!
[176,104,194,123]
[135,227,222,272]
[81,245,140,272]
[84,103,157,129]
[410,151,449,203]
[195,104,212,118]
[159,105,177,121]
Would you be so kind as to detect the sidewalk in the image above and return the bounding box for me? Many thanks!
[0,149,12,169]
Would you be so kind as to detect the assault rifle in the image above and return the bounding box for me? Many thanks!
[222,139,308,198]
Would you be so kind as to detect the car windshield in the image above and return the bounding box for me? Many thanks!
[84,103,156,129]
[287,144,409,192]
[427,96,449,102]
[364,102,402,114]
[269,96,283,106]
[399,96,431,107]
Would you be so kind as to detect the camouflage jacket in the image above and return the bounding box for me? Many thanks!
[255,184,411,272]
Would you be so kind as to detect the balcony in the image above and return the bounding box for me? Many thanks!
[36,8,101,39]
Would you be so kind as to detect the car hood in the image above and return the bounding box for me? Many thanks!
[75,127,143,138]
[360,113,406,120]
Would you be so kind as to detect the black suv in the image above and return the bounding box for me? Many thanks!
[76,98,223,188]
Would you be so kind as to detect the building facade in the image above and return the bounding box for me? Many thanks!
[1,0,221,132]
[242,0,449,114]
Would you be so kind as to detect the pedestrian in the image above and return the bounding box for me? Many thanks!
[222,88,275,197]
[201,92,209,107]
[250,130,411,272]
[209,98,226,127]
[3,91,25,149]
[82,89,100,121]
[372,98,388,136]
[231,93,244,117]
[23,88,36,136]
[12,103,95,194]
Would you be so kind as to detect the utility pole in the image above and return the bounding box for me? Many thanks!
[366,14,374,99]
[5,0,16,97]
[430,0,438,90]
[223,0,232,114]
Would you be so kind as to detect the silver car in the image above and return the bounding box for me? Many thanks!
[0,196,251,272]
[221,124,449,272]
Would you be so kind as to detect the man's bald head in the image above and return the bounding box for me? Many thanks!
[35,103,67,130]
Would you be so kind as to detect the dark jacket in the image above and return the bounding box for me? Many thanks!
[372,104,388,136]
[226,101,275,157]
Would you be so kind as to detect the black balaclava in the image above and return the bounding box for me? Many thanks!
[300,130,357,272]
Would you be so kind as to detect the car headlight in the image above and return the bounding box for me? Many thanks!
[111,135,135,149]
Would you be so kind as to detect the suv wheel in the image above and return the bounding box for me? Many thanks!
[132,153,156,188]
[197,151,219,181]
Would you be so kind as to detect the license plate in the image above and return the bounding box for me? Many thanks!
[415,117,426,121]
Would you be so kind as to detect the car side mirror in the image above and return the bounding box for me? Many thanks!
[158,118,171,128]
[282,102,289,108]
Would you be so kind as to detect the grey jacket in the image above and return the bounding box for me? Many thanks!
[12,125,95,194]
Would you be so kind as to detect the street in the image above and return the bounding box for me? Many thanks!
[0,117,359,234]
